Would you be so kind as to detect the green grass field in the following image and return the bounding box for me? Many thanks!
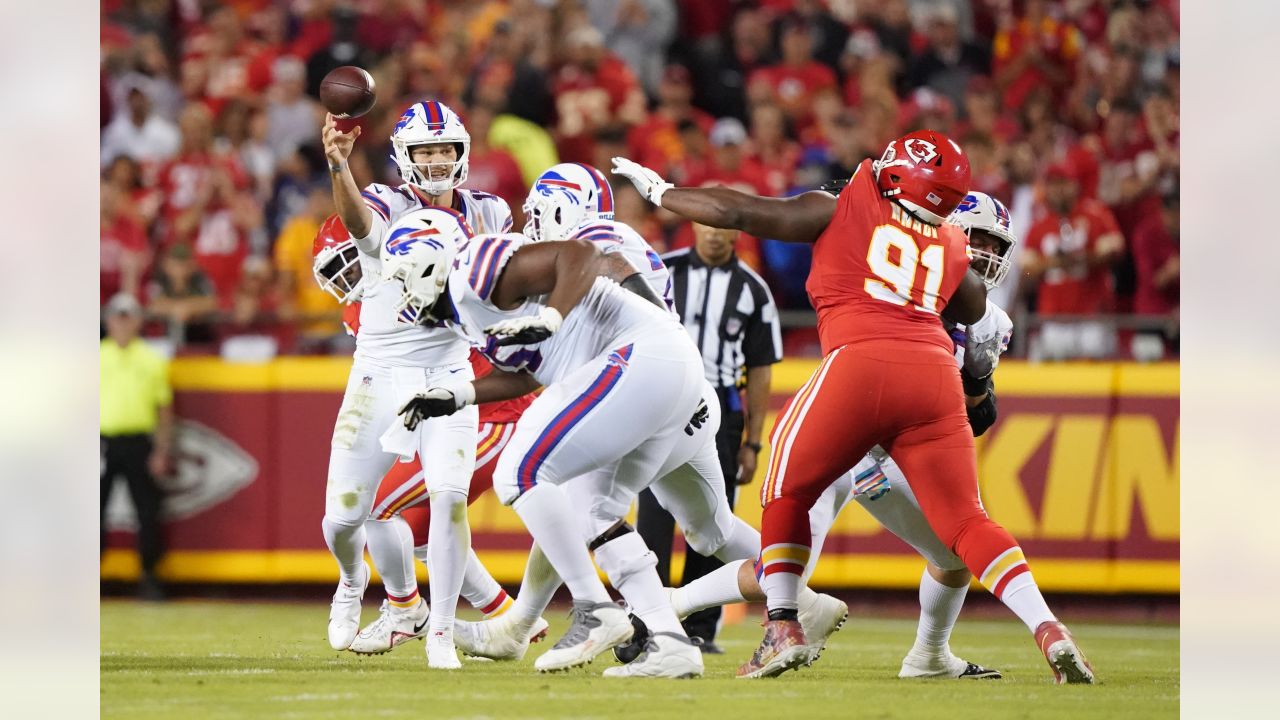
[102,600,1178,719]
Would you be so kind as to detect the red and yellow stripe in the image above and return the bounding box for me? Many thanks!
[760,543,811,577]
[761,348,844,504]
[980,547,1030,598]
[377,480,428,520]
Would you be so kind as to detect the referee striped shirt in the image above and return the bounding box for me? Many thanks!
[662,248,783,389]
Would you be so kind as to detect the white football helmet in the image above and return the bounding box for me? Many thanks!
[947,191,1017,289]
[522,163,615,242]
[380,207,474,324]
[390,101,471,196]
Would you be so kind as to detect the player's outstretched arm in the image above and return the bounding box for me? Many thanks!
[942,269,988,326]
[322,113,373,240]
[473,368,541,405]
[612,157,835,244]
[490,239,600,314]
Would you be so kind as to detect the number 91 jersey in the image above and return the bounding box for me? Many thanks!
[807,159,973,356]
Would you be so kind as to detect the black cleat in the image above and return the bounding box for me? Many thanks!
[612,614,650,664]
[689,637,724,655]
[957,662,1003,680]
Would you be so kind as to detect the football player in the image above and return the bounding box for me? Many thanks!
[319,100,511,668]
[381,206,738,677]
[613,135,1093,684]
[626,191,1017,679]
[311,218,549,657]
[450,165,847,669]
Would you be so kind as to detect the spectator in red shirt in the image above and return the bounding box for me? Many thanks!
[1128,187,1178,360]
[1096,100,1161,240]
[747,17,836,131]
[992,0,1083,110]
[552,24,647,164]
[101,180,149,305]
[1023,161,1125,360]
[627,65,714,175]
[747,102,800,197]
[462,104,527,228]
[158,104,259,305]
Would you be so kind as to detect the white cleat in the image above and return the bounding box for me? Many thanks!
[602,632,704,678]
[327,562,370,650]
[454,613,551,661]
[899,647,1003,679]
[348,598,430,655]
[426,630,462,669]
[798,592,848,664]
[534,601,634,673]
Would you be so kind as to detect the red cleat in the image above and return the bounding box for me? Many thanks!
[736,619,813,679]
[1035,620,1095,685]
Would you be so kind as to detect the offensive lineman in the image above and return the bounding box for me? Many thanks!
[319,100,511,668]
[613,131,1094,683]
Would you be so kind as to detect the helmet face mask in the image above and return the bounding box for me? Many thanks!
[391,101,471,196]
[314,243,363,303]
[946,191,1017,290]
[522,163,614,242]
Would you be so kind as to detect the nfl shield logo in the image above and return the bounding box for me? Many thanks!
[725,317,743,336]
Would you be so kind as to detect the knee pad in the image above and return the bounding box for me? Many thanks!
[592,532,658,588]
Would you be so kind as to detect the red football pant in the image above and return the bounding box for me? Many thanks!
[759,341,1028,599]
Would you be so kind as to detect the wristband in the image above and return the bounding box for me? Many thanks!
[743,441,763,454]
[328,161,346,174]
[960,368,989,397]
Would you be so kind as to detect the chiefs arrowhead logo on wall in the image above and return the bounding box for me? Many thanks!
[903,139,938,165]
[104,420,258,531]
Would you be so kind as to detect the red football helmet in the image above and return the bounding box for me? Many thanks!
[872,129,971,225]
[312,215,364,303]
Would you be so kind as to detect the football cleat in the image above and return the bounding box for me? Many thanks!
[534,601,634,673]
[611,613,651,664]
[348,598,430,655]
[425,629,462,669]
[736,619,813,679]
[602,632,704,679]
[327,562,370,650]
[1035,620,1095,684]
[453,613,551,661]
[798,592,848,665]
[899,648,1003,679]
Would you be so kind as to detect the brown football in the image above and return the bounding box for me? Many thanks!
[320,66,377,118]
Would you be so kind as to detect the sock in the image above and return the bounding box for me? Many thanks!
[425,490,469,636]
[322,516,367,583]
[714,517,762,562]
[671,559,749,618]
[512,484,609,604]
[508,544,562,630]
[912,568,968,653]
[758,496,812,612]
[999,573,1056,632]
[364,517,419,606]
[460,548,510,616]
[594,532,683,635]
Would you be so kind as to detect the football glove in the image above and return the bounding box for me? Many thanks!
[398,384,476,430]
[684,399,710,436]
[611,156,673,207]
[484,306,563,347]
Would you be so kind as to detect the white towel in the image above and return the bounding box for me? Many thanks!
[379,367,428,462]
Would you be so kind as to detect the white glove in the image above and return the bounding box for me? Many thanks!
[484,306,563,347]
[962,302,1014,379]
[611,156,673,207]
[397,383,476,430]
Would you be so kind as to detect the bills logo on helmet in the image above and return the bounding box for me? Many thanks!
[534,170,585,204]
[385,226,444,256]
[903,139,938,165]
[955,194,980,214]
[394,107,416,133]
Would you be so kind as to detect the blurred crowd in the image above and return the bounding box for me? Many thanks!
[100,0,1179,360]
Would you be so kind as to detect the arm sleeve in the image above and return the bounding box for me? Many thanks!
[743,279,783,367]
[966,377,997,437]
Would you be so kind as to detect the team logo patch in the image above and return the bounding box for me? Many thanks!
[956,194,980,213]
[394,107,416,133]
[535,171,584,204]
[725,316,743,337]
[903,138,938,165]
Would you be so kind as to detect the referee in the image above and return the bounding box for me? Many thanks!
[101,293,174,600]
[637,222,782,653]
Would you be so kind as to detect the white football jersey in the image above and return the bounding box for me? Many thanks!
[567,219,674,312]
[352,186,512,367]
[444,233,681,385]
[947,300,1014,378]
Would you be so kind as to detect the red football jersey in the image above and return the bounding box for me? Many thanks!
[342,302,533,423]
[1023,198,1121,316]
[807,159,973,356]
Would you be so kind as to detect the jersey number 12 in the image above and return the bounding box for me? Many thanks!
[863,225,945,314]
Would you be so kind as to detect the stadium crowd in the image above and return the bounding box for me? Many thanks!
[100,0,1179,359]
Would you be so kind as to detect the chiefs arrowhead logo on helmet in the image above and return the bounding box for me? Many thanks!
[903,139,939,165]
